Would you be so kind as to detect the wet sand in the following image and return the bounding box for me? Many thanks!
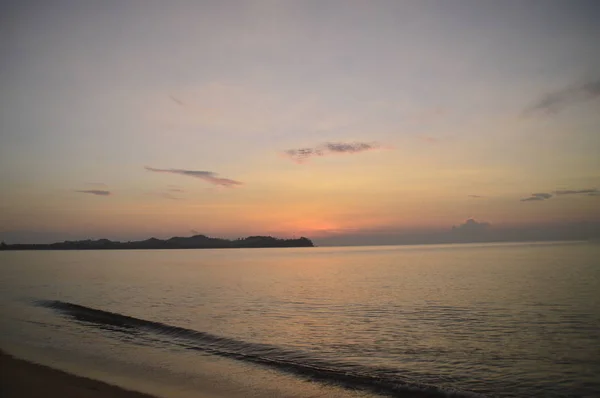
[0,351,157,398]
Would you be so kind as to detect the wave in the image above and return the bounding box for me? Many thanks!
[37,300,484,398]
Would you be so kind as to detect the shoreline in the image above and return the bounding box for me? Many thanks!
[0,351,157,398]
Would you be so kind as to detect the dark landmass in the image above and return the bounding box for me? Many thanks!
[0,235,314,251]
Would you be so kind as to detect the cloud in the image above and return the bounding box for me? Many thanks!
[520,189,600,201]
[521,196,544,202]
[520,192,552,202]
[75,190,111,196]
[284,147,324,162]
[145,166,242,187]
[324,142,377,153]
[554,188,598,195]
[284,141,381,163]
[314,220,600,246]
[451,219,491,235]
[468,195,484,198]
[169,95,184,106]
[532,193,552,199]
[524,79,600,115]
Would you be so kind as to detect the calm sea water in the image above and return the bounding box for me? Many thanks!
[1,242,599,397]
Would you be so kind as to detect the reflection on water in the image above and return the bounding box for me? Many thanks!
[1,242,599,397]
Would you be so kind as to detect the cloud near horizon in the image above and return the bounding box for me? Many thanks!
[75,190,111,196]
[521,188,598,201]
[524,79,600,115]
[145,167,243,187]
[521,192,552,202]
[284,141,382,163]
[554,188,598,195]
[451,219,491,234]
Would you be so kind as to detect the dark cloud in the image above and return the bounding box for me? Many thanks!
[533,192,552,199]
[75,190,111,196]
[284,141,381,163]
[554,188,598,195]
[521,189,599,201]
[521,192,552,202]
[452,219,491,235]
[145,166,242,187]
[284,147,324,162]
[524,79,600,115]
[324,142,377,153]
[468,195,484,198]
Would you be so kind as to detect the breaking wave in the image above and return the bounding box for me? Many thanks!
[37,300,484,397]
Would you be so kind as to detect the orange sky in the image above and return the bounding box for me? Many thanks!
[1,2,599,244]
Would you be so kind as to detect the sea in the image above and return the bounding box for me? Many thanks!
[0,241,599,398]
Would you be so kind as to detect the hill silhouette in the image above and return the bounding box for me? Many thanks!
[0,234,314,250]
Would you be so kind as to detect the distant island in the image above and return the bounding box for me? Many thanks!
[0,235,314,251]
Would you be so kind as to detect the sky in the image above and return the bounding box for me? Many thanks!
[1,0,599,245]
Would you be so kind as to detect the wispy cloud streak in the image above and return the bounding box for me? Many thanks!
[520,192,552,202]
[75,190,111,196]
[524,80,600,115]
[284,141,381,163]
[521,188,599,202]
[145,166,243,187]
[554,189,598,195]
[169,95,184,106]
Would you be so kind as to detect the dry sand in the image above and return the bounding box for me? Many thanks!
[0,351,157,398]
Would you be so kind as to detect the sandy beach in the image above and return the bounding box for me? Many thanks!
[0,351,156,398]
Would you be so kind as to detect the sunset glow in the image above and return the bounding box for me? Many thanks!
[1,1,599,245]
